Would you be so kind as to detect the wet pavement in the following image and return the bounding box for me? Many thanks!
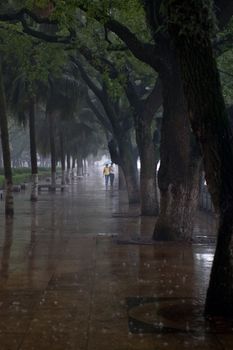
[0,168,232,349]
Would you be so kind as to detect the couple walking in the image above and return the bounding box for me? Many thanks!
[103,163,115,188]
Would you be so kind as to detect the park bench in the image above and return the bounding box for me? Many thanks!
[38,184,66,191]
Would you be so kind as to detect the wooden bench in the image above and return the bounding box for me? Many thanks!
[38,184,66,192]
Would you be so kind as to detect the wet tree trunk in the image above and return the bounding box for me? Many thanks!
[71,156,75,178]
[77,155,83,176]
[29,97,38,201]
[153,50,201,241]
[117,135,139,204]
[83,158,87,175]
[118,166,126,190]
[59,131,65,188]
[66,152,71,183]
[47,111,56,191]
[138,121,159,216]
[1,217,13,278]
[125,80,162,215]
[0,139,3,168]
[168,0,233,316]
[0,63,13,216]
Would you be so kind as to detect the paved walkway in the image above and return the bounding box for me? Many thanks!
[0,168,231,349]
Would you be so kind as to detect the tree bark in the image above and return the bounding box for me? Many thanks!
[0,139,3,168]
[71,156,75,178]
[152,53,201,240]
[29,96,38,201]
[66,152,71,183]
[59,130,65,189]
[138,122,159,216]
[0,63,13,216]
[77,154,83,176]
[167,0,233,316]
[118,165,126,190]
[117,134,139,204]
[125,79,162,215]
[47,110,56,191]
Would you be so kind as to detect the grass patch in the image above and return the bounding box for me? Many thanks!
[0,168,51,188]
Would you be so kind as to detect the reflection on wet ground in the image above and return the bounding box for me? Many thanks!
[0,169,231,349]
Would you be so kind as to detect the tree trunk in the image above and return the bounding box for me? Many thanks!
[47,110,56,191]
[66,152,71,183]
[77,155,83,176]
[71,156,75,178]
[138,122,159,216]
[29,97,38,201]
[118,165,126,190]
[168,0,233,316]
[0,63,13,216]
[0,139,3,168]
[83,158,87,175]
[59,131,65,188]
[1,217,13,278]
[153,52,201,241]
[118,135,139,204]
[128,81,162,216]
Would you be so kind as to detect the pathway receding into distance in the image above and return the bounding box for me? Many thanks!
[0,167,230,350]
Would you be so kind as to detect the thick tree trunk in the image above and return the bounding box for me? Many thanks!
[1,217,13,278]
[0,63,13,216]
[71,156,75,179]
[77,155,83,176]
[129,81,162,216]
[59,131,65,188]
[118,135,139,204]
[0,139,3,168]
[47,110,56,191]
[138,124,159,216]
[29,97,38,201]
[118,165,126,190]
[168,0,233,316]
[83,158,87,175]
[66,152,71,183]
[153,55,201,240]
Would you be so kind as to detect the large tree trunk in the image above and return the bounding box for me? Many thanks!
[77,155,83,176]
[118,165,126,190]
[47,110,56,191]
[29,97,38,201]
[168,0,233,316]
[0,139,3,168]
[71,156,75,179]
[0,63,13,216]
[153,51,201,241]
[59,131,65,188]
[127,80,162,216]
[1,217,13,278]
[118,135,139,204]
[66,152,71,183]
[138,122,159,216]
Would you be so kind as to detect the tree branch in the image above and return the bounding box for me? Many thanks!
[0,8,56,24]
[21,18,75,43]
[86,94,113,133]
[77,4,160,71]
[0,7,75,44]
[142,77,162,122]
[72,58,119,133]
[105,19,160,70]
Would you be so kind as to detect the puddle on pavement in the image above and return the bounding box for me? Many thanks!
[127,297,233,335]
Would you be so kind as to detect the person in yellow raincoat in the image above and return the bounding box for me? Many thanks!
[103,164,110,188]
